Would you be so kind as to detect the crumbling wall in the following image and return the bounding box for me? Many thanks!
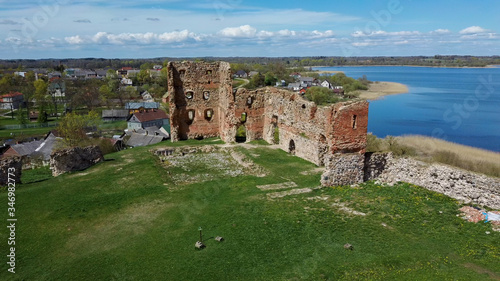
[0,157,22,185]
[168,61,369,167]
[328,101,369,154]
[167,61,232,141]
[50,146,104,177]
[373,154,500,209]
[321,152,500,209]
[320,154,365,186]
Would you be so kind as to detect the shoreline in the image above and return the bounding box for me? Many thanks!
[311,65,498,69]
[358,81,409,100]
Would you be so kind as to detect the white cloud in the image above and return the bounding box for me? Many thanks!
[65,35,85,44]
[218,25,257,38]
[431,29,451,34]
[459,26,488,34]
[65,30,202,45]
[351,30,420,37]
[352,42,377,47]
[394,40,409,45]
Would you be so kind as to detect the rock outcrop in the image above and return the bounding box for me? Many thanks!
[50,146,104,177]
[0,157,22,185]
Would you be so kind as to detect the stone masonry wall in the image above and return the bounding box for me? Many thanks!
[0,157,22,185]
[50,146,104,177]
[320,154,365,187]
[372,153,500,209]
[168,61,369,167]
[167,61,232,141]
[322,152,500,209]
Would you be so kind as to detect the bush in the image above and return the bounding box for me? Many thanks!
[366,133,382,152]
[305,87,340,105]
[273,127,279,144]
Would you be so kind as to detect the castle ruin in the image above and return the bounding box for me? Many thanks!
[167,61,368,167]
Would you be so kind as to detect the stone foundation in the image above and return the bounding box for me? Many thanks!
[321,153,364,186]
[322,152,500,209]
[50,146,104,177]
[0,157,22,185]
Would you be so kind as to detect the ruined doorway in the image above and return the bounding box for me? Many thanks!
[236,125,247,143]
[289,139,296,155]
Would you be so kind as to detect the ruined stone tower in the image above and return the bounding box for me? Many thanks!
[167,61,369,166]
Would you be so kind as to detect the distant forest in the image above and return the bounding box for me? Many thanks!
[1,55,499,70]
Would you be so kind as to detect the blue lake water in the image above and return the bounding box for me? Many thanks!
[313,66,500,152]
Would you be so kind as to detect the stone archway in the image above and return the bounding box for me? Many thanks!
[289,139,296,155]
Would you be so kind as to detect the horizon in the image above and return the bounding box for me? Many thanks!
[1,1,499,59]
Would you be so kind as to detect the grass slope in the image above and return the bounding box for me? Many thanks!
[1,139,499,280]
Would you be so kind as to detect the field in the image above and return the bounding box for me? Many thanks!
[1,139,499,280]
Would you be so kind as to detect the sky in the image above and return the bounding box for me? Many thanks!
[0,0,499,59]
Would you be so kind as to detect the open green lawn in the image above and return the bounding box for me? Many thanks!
[1,139,498,280]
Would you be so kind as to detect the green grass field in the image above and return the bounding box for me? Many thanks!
[1,139,498,280]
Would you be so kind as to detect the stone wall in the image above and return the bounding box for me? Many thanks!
[167,61,232,141]
[167,61,369,167]
[320,154,364,187]
[322,152,500,209]
[50,146,104,177]
[373,153,500,209]
[0,157,22,185]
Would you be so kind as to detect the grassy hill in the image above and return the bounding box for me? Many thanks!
[1,139,499,280]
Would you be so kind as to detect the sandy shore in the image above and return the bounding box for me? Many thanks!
[358,81,409,100]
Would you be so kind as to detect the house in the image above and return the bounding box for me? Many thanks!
[299,88,307,95]
[2,140,43,159]
[141,91,154,102]
[33,131,62,162]
[48,72,62,79]
[234,70,248,78]
[290,72,301,79]
[299,77,317,87]
[124,126,169,147]
[321,80,333,89]
[95,69,109,78]
[287,83,301,92]
[125,102,160,114]
[117,67,133,76]
[0,92,24,110]
[121,77,133,86]
[275,80,286,87]
[127,109,170,131]
[248,71,259,77]
[14,71,27,78]
[333,86,345,95]
[153,65,163,70]
[48,78,66,97]
[102,109,130,121]
[125,133,164,147]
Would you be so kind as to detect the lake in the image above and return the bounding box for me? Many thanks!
[313,66,500,152]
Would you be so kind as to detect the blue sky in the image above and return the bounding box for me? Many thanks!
[0,0,499,59]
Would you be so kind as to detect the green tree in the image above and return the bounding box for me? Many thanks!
[305,86,339,105]
[16,107,29,125]
[264,72,278,86]
[57,111,100,147]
